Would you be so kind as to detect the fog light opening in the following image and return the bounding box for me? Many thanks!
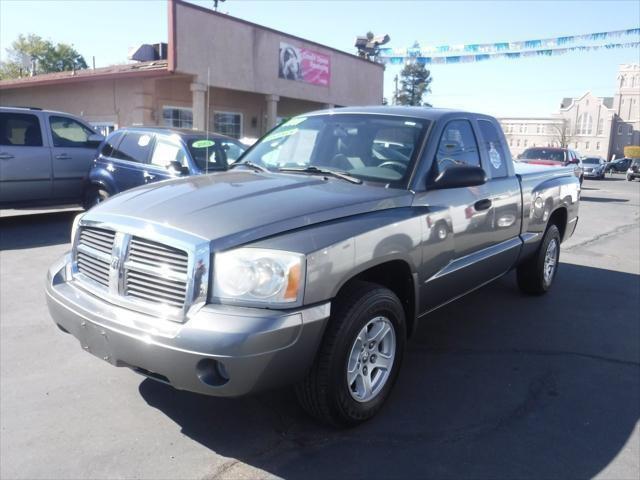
[196,358,229,387]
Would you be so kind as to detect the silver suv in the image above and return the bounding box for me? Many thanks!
[0,106,104,208]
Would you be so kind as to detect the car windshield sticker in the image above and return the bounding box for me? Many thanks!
[285,116,307,127]
[138,135,151,147]
[489,143,502,169]
[192,139,216,148]
[264,128,299,142]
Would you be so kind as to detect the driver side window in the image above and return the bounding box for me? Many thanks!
[435,120,481,172]
[151,137,188,169]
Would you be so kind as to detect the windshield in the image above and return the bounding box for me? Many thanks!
[583,158,601,164]
[239,114,430,186]
[521,148,566,162]
[186,137,246,171]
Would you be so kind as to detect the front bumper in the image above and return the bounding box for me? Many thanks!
[46,253,330,397]
[583,170,604,178]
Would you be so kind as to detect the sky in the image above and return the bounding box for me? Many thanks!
[1,0,639,118]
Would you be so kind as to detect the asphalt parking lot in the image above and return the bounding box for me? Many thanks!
[1,175,639,480]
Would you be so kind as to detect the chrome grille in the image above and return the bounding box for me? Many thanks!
[76,227,114,287]
[124,237,188,308]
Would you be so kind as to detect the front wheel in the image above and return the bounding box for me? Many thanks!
[295,281,406,427]
[83,185,110,210]
[627,174,634,182]
[517,224,561,295]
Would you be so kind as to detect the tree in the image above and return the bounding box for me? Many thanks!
[549,119,574,148]
[0,34,87,80]
[396,47,432,106]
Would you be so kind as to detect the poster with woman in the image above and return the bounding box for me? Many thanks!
[279,42,330,86]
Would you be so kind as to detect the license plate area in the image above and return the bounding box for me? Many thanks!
[78,321,114,364]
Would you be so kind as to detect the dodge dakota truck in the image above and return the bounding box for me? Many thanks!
[46,107,580,427]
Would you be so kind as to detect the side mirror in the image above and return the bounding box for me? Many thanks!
[166,161,188,176]
[428,165,486,190]
[87,133,105,147]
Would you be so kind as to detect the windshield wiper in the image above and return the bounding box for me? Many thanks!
[278,166,362,184]
[229,161,269,173]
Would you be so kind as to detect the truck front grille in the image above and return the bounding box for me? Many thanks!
[124,237,188,308]
[76,227,115,287]
[72,222,207,322]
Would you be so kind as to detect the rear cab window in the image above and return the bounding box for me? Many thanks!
[0,112,43,147]
[111,132,154,163]
[477,119,509,178]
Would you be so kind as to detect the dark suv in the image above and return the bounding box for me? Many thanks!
[85,127,246,208]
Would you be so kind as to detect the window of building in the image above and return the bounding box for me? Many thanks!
[596,141,601,150]
[0,112,43,146]
[509,139,513,147]
[111,132,154,163]
[633,76,636,88]
[50,116,96,148]
[574,142,579,149]
[597,117,604,135]
[524,139,528,147]
[434,120,481,174]
[536,125,540,134]
[576,113,593,135]
[163,106,193,129]
[90,122,117,137]
[516,139,520,147]
[621,99,625,105]
[213,111,242,139]
[585,141,590,150]
[629,126,633,135]
[617,125,623,134]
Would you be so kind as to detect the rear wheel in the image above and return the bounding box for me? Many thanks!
[517,224,561,295]
[83,185,110,210]
[295,281,406,427]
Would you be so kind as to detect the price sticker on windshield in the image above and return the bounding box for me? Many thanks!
[192,139,216,149]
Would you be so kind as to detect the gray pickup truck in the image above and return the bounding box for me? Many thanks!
[46,107,580,426]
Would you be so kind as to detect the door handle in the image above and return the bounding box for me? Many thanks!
[55,154,72,160]
[474,199,492,211]
[143,172,156,181]
[0,153,15,160]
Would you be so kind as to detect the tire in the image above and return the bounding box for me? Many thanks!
[83,185,110,210]
[627,175,633,182]
[517,224,561,295]
[295,281,406,427]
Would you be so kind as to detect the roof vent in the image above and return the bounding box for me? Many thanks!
[128,43,168,62]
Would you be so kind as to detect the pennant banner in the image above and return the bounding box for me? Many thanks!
[379,28,640,57]
[381,42,640,66]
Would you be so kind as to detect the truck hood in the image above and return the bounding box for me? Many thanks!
[89,170,413,249]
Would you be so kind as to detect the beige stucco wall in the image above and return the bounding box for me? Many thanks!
[174,1,384,106]
[0,77,160,127]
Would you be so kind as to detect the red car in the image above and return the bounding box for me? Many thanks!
[518,147,584,184]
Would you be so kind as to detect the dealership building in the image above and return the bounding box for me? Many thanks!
[0,0,384,141]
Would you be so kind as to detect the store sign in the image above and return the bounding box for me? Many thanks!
[278,42,330,87]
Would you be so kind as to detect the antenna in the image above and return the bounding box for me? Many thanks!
[206,67,210,175]
[213,0,226,11]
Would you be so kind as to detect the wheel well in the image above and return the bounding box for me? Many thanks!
[338,260,416,337]
[548,207,568,241]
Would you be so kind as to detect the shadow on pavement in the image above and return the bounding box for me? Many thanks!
[0,211,77,250]
[580,196,629,203]
[139,263,639,479]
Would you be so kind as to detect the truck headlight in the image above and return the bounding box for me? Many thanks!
[212,248,305,307]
